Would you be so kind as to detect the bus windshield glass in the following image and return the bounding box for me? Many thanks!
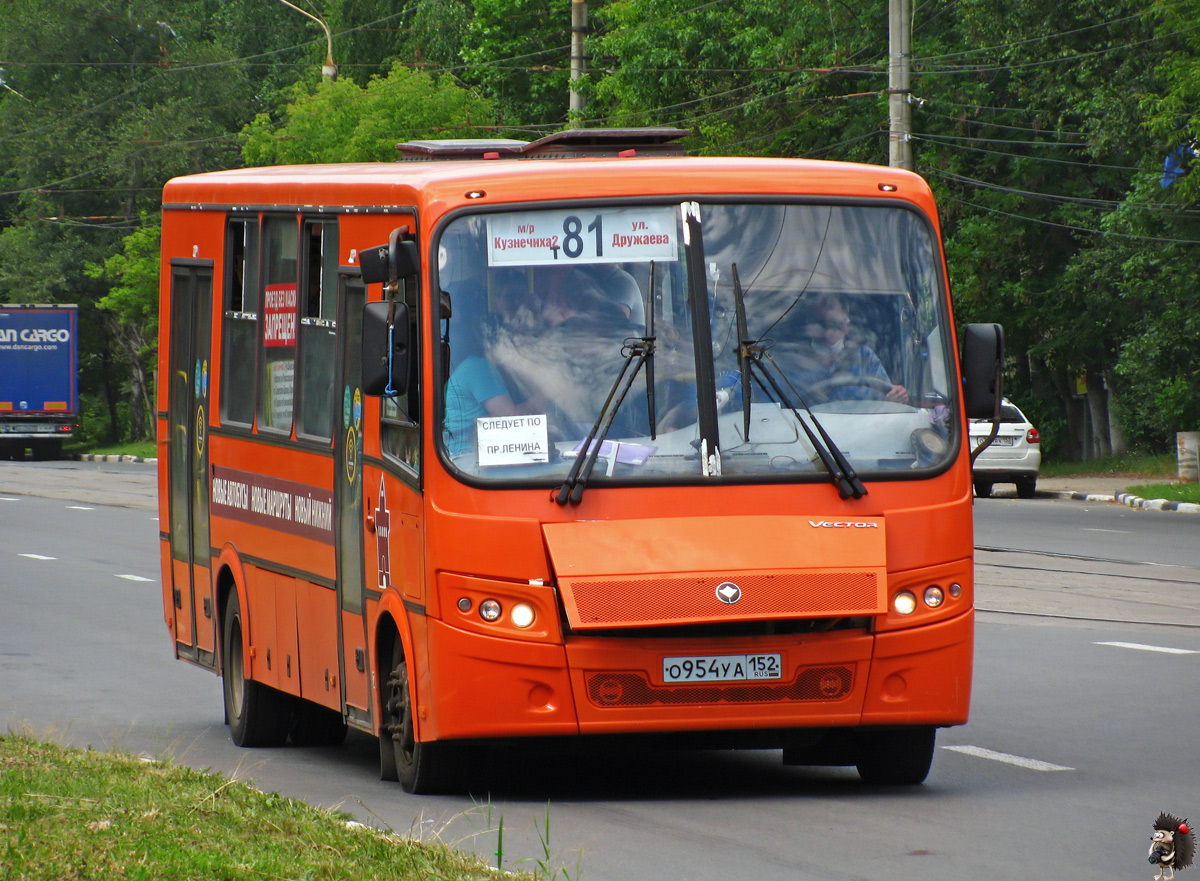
[436,201,958,484]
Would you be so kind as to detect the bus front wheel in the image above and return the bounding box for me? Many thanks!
[855,726,936,785]
[383,640,459,794]
[222,590,290,748]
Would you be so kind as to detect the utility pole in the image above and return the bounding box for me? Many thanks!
[887,0,912,170]
[569,0,587,116]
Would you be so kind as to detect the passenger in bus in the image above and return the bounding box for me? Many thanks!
[442,278,548,458]
[774,294,908,405]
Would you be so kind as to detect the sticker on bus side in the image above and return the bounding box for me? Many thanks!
[487,207,679,266]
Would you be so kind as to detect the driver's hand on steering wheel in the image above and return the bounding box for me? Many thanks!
[885,384,909,404]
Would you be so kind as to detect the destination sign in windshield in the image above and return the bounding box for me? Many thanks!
[487,206,679,266]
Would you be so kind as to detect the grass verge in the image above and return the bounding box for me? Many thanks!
[1039,452,1176,479]
[0,734,527,881]
[1121,482,1200,504]
[67,441,157,460]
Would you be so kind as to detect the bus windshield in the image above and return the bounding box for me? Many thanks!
[436,201,957,484]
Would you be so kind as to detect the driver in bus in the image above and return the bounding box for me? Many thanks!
[776,294,908,405]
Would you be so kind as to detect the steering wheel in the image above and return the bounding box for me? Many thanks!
[803,374,895,402]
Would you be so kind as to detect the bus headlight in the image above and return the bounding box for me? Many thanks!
[510,603,535,629]
[893,591,917,616]
[479,599,502,622]
[923,586,944,608]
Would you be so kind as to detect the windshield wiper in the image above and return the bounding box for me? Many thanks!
[729,264,865,500]
[754,356,866,499]
[554,333,656,506]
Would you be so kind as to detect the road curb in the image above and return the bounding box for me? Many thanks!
[74,453,158,464]
[1044,489,1200,514]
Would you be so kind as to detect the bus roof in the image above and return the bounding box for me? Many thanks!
[161,155,937,218]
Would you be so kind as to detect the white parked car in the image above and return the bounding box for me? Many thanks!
[970,399,1041,498]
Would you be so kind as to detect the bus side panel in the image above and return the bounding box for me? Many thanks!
[861,609,973,726]
[295,580,341,711]
[159,541,177,645]
[341,607,371,720]
[193,561,217,657]
[242,564,280,691]
[274,573,301,697]
[170,556,195,650]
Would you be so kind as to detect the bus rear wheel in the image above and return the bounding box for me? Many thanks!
[855,726,936,785]
[222,590,290,748]
[383,640,459,794]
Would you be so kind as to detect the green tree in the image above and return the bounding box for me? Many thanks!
[86,223,161,442]
[240,62,496,165]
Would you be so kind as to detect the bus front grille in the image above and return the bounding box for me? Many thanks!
[558,570,883,629]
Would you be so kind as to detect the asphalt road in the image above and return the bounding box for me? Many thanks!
[2,459,1198,880]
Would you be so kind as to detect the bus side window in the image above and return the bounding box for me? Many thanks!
[258,216,299,434]
[221,218,259,427]
[381,274,420,476]
[296,219,338,441]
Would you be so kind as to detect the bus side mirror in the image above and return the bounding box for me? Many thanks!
[360,232,419,285]
[361,301,410,396]
[961,323,1004,419]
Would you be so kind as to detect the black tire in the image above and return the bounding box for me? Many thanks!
[855,726,936,785]
[383,639,460,793]
[973,480,993,498]
[290,700,348,747]
[1016,477,1037,499]
[222,590,291,748]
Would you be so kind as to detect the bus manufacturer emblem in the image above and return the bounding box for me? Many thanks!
[715,582,742,604]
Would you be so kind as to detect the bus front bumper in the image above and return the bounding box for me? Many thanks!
[421,609,972,742]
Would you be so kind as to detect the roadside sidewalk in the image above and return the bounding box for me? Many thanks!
[1033,474,1200,514]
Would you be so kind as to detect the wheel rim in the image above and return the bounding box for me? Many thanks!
[385,655,416,767]
[227,615,245,718]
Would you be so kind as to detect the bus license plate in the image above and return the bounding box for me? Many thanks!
[662,654,782,683]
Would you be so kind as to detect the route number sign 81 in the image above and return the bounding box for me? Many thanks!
[487,206,679,266]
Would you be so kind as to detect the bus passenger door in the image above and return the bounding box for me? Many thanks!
[333,277,371,726]
[166,262,216,666]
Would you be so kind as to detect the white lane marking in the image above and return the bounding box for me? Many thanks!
[1081,528,1128,534]
[1,497,20,501]
[66,505,95,511]
[1095,641,1198,655]
[115,574,154,583]
[941,745,1074,771]
[18,553,57,561]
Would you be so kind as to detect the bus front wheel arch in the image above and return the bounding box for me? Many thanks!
[381,636,461,794]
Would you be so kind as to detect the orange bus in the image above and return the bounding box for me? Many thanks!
[157,128,1002,792]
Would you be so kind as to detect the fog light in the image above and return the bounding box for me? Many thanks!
[894,591,917,615]
[510,603,535,629]
[924,586,944,608]
[479,599,502,622]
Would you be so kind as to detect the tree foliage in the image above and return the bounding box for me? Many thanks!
[241,63,495,165]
